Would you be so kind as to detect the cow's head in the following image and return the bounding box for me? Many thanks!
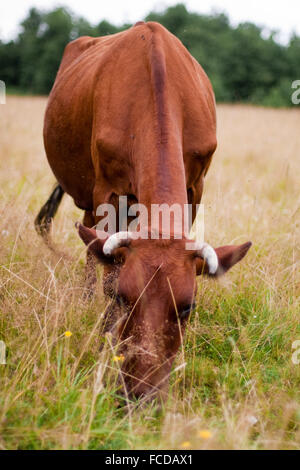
[77,224,251,400]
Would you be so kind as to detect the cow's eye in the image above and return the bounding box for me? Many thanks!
[179,303,196,320]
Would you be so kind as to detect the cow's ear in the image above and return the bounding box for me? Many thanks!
[196,242,252,277]
[75,223,111,263]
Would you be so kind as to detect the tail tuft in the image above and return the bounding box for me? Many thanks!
[35,184,64,240]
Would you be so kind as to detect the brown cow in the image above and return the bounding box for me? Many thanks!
[36,21,251,400]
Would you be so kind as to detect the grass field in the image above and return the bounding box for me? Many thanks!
[0,96,299,450]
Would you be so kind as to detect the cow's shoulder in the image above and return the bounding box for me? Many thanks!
[57,36,101,74]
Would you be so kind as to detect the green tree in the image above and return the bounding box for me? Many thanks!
[0,40,21,88]
[96,20,120,36]
[0,2,299,106]
[33,8,73,93]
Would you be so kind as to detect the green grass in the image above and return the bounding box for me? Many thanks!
[0,97,299,449]
[1,233,299,449]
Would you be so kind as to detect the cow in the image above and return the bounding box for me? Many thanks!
[36,21,251,400]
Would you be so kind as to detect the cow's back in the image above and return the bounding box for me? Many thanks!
[44,22,216,211]
[44,31,132,209]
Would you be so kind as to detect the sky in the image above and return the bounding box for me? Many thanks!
[1,0,300,43]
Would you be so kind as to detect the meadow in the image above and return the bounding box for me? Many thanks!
[0,96,299,450]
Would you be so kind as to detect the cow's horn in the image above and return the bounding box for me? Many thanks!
[103,231,134,256]
[195,242,218,274]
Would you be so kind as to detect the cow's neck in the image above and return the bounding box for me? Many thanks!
[135,87,187,207]
[134,132,188,236]
[136,139,187,208]
[133,37,188,234]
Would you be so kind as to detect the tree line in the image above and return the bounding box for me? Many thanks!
[1,3,299,106]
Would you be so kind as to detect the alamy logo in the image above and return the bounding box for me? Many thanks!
[292,340,300,365]
[0,341,6,365]
[0,80,6,104]
[291,80,300,105]
[95,197,205,248]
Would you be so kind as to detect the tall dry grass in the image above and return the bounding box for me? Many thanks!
[0,96,299,449]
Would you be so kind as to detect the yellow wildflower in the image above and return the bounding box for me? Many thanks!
[180,441,191,449]
[197,430,212,439]
[113,354,125,362]
[64,331,72,338]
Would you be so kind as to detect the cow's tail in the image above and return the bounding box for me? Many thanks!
[35,183,64,248]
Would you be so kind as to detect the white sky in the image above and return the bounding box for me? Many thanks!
[1,0,300,43]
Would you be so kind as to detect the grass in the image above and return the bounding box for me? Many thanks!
[0,96,299,450]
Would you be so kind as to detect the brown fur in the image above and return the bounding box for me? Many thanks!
[43,22,251,399]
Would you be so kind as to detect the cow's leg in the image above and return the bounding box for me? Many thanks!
[35,184,64,241]
[83,210,97,298]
